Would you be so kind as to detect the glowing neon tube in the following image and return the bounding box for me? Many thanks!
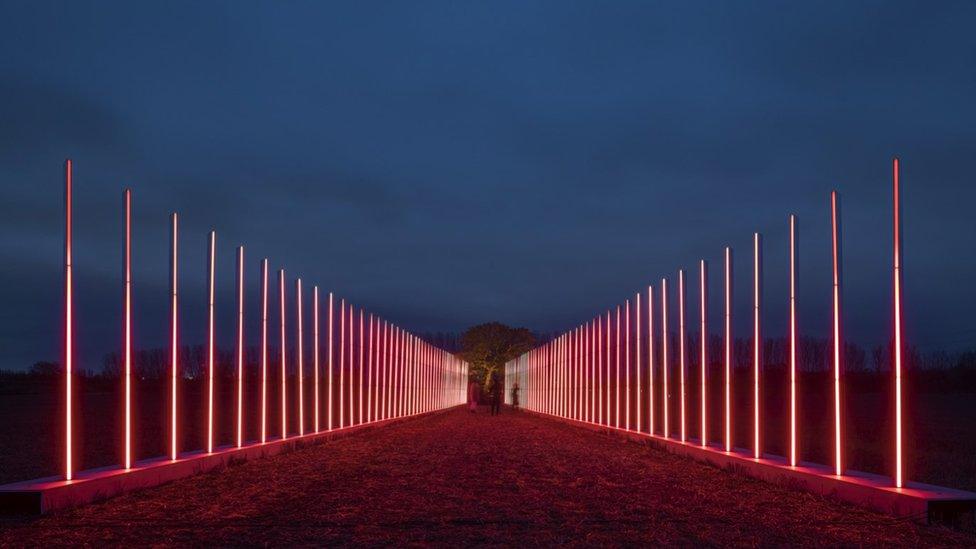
[261,259,268,443]
[789,215,798,466]
[236,246,244,447]
[636,294,641,433]
[626,300,631,430]
[350,305,355,422]
[606,311,610,425]
[383,321,389,419]
[724,247,732,452]
[616,306,621,429]
[367,313,373,423]
[207,231,216,453]
[648,286,654,436]
[831,191,843,475]
[597,319,602,424]
[339,299,345,428]
[679,270,687,443]
[359,309,364,424]
[662,279,669,438]
[590,320,595,422]
[279,269,287,440]
[123,188,132,469]
[314,287,320,433]
[753,232,762,460]
[328,292,333,431]
[892,158,904,488]
[170,214,179,459]
[64,159,73,480]
[700,259,708,448]
[296,278,304,436]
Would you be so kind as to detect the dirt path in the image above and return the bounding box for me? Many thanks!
[0,407,971,546]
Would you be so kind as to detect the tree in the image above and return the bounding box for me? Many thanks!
[458,322,536,388]
[30,361,62,376]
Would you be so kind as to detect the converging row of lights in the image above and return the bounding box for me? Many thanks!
[506,159,906,488]
[61,160,469,481]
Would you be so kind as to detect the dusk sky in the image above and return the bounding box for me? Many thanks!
[2,1,975,370]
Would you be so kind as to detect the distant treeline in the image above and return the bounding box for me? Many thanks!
[9,334,976,381]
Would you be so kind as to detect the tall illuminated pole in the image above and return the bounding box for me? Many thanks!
[590,320,595,423]
[313,287,320,433]
[831,191,843,475]
[380,320,390,419]
[170,214,179,459]
[339,299,345,428]
[636,294,640,433]
[700,260,708,448]
[279,269,287,439]
[236,246,244,448]
[349,305,355,422]
[261,259,268,443]
[63,160,75,480]
[753,233,763,460]
[368,314,373,423]
[648,286,654,436]
[123,189,132,469]
[679,269,687,442]
[789,216,798,466]
[359,309,364,424]
[661,279,669,439]
[724,247,733,452]
[616,306,621,429]
[605,311,610,425]
[892,158,905,488]
[328,293,333,430]
[296,278,304,436]
[206,231,216,453]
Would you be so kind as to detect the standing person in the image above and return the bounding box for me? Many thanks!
[489,372,502,416]
[511,381,520,410]
[468,379,480,413]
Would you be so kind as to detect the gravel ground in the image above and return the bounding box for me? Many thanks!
[0,406,972,546]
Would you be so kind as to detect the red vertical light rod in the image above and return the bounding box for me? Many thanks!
[724,247,733,452]
[170,214,179,459]
[648,285,655,436]
[636,293,641,433]
[789,215,798,466]
[314,287,320,433]
[700,259,708,448]
[64,159,73,480]
[123,188,132,469]
[831,191,844,476]
[206,231,216,453]
[753,232,762,460]
[679,269,687,443]
[892,158,905,488]
[296,278,304,436]
[328,293,334,430]
[236,246,244,448]
[279,269,287,440]
[261,259,269,443]
[662,279,669,439]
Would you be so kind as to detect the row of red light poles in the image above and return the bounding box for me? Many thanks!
[61,159,468,480]
[507,159,905,488]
